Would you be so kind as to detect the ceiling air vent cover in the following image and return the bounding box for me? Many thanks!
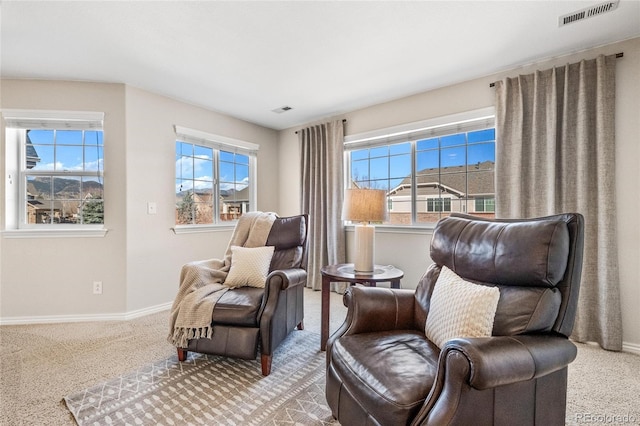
[272,106,293,114]
[559,0,619,26]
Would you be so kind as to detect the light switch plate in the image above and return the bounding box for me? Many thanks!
[147,202,157,215]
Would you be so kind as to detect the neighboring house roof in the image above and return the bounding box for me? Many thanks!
[192,191,213,204]
[177,186,250,205]
[388,182,466,198]
[388,160,495,198]
[221,186,249,203]
[27,200,64,210]
[26,132,41,169]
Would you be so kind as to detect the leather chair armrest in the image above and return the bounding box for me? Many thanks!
[338,286,417,336]
[265,268,307,290]
[263,268,307,312]
[260,268,306,355]
[442,335,577,390]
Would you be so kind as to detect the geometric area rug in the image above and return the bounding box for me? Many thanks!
[64,331,339,425]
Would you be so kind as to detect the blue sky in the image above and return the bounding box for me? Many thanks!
[175,142,249,193]
[28,129,103,172]
[350,129,495,190]
[29,129,491,195]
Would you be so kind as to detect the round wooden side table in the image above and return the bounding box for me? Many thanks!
[320,263,404,350]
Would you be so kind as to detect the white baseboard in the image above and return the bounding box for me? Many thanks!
[0,302,172,325]
[623,341,640,356]
[124,302,173,321]
[576,339,640,356]
[2,308,640,356]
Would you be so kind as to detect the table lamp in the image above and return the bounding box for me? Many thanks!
[342,188,388,273]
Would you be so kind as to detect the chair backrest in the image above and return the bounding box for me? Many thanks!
[417,213,584,338]
[265,214,308,272]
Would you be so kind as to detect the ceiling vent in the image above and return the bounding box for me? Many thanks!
[559,0,619,26]
[271,106,293,114]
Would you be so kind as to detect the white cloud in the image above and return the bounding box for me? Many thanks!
[175,156,213,179]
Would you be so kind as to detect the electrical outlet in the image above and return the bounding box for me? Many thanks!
[93,281,103,295]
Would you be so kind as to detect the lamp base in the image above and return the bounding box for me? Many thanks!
[353,223,375,273]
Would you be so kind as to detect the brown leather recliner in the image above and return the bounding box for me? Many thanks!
[326,213,584,425]
[178,214,308,376]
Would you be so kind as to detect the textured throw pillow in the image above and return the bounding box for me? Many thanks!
[224,245,275,288]
[425,265,500,349]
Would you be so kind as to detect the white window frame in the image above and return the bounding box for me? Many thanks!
[2,109,106,238]
[427,197,452,212]
[172,126,259,234]
[344,107,495,229]
[474,197,496,213]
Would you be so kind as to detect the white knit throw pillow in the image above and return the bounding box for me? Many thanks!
[224,245,275,288]
[425,265,500,349]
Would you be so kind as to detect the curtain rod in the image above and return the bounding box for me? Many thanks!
[488,52,623,88]
[295,119,346,134]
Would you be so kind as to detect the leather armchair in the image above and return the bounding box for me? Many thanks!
[177,214,308,376]
[326,213,584,425]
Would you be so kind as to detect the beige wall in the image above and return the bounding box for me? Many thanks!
[2,38,637,349]
[122,86,279,312]
[0,80,278,319]
[0,80,128,316]
[278,37,640,350]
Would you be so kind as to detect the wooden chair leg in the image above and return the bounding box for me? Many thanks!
[261,354,272,376]
[177,348,188,362]
[297,320,304,330]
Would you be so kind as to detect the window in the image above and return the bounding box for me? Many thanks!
[174,126,257,227]
[427,197,451,212]
[219,151,250,221]
[474,197,495,213]
[3,110,105,231]
[344,108,495,226]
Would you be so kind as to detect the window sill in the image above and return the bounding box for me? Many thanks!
[172,224,236,234]
[2,228,108,239]
[344,224,436,234]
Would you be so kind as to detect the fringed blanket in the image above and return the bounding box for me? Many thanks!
[167,212,277,348]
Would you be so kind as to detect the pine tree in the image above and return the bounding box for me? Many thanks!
[82,196,104,224]
[177,191,195,224]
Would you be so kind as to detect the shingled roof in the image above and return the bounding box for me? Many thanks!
[26,131,41,169]
[388,160,494,198]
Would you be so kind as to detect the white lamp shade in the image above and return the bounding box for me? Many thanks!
[342,188,388,223]
[343,188,388,273]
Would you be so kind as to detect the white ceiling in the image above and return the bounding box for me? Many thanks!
[2,1,639,130]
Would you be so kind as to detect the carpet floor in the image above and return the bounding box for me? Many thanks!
[64,331,336,425]
[1,288,639,425]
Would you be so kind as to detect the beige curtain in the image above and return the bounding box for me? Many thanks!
[299,120,347,291]
[494,54,622,351]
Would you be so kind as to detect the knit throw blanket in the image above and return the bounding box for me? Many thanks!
[167,212,277,348]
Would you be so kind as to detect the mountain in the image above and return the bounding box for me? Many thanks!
[27,177,104,198]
